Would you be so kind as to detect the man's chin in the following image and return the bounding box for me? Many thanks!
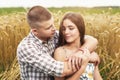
[50,35,54,38]
[48,35,54,39]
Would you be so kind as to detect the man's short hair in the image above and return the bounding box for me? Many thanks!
[27,6,52,28]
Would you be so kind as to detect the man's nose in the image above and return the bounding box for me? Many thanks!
[52,26,56,31]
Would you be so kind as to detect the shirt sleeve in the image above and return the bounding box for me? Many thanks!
[17,43,64,77]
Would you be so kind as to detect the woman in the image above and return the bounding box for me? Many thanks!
[54,12,102,80]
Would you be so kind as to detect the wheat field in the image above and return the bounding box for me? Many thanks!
[0,8,120,80]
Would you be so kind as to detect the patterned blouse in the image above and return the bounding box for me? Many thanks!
[80,63,95,80]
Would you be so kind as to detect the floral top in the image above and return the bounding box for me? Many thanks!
[80,63,94,80]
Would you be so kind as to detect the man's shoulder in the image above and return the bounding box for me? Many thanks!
[17,37,34,49]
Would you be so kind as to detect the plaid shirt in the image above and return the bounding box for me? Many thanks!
[17,31,64,80]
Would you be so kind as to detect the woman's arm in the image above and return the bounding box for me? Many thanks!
[54,48,90,80]
[54,47,89,78]
[66,65,87,80]
[94,66,103,80]
[93,52,102,80]
[54,47,76,80]
[65,48,90,80]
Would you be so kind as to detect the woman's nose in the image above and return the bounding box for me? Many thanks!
[65,28,69,34]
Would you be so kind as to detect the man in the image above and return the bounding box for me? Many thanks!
[17,6,98,80]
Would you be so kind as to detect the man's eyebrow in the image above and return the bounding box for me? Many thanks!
[45,24,52,29]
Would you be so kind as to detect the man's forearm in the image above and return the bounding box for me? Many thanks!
[61,62,76,77]
[82,35,98,52]
[89,52,100,64]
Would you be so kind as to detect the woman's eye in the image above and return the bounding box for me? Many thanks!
[69,27,74,30]
[62,28,66,31]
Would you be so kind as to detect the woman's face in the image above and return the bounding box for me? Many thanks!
[62,19,80,43]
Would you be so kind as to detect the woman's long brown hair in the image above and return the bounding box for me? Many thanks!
[58,12,85,47]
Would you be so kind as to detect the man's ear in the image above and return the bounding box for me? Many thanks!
[32,28,38,35]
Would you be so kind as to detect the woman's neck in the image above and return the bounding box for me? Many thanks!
[65,40,81,50]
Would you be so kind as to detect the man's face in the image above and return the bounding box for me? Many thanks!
[33,17,56,41]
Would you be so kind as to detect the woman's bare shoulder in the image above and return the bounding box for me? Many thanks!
[54,46,66,61]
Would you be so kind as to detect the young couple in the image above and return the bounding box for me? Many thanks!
[17,5,102,80]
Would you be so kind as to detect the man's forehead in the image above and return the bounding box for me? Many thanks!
[38,17,54,28]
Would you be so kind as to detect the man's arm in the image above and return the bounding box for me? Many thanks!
[54,47,91,80]
[80,35,99,63]
[63,49,90,80]
[81,35,98,52]
[17,43,65,77]
[66,35,98,70]
[54,35,98,77]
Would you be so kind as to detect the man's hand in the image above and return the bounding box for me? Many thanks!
[81,48,90,67]
[89,52,100,66]
[65,50,83,72]
[65,48,91,72]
